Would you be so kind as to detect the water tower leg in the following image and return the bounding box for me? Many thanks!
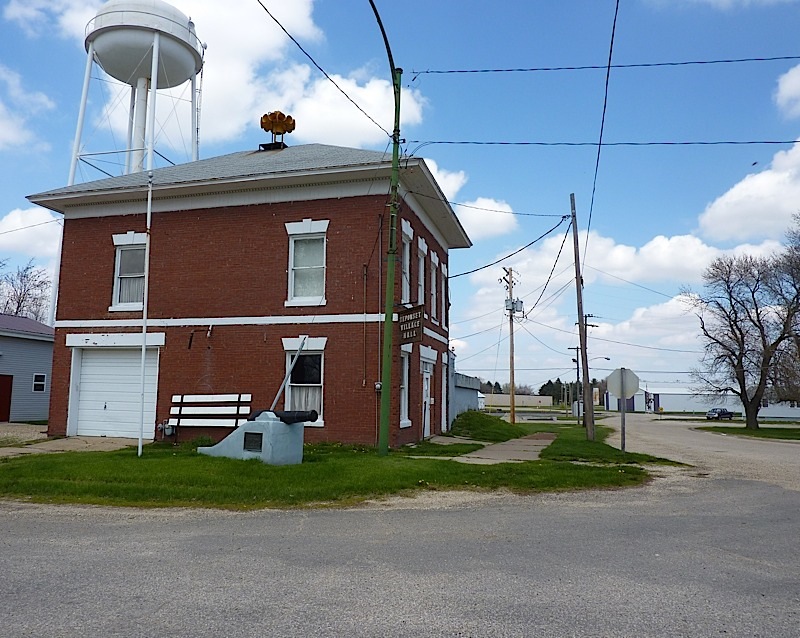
[132,77,148,173]
[145,32,161,172]
[125,85,136,175]
[68,41,95,187]
[191,72,198,162]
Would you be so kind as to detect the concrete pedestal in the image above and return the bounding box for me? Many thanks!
[197,411,304,465]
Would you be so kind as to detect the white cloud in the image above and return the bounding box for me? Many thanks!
[0,208,62,258]
[452,227,780,373]
[698,142,800,242]
[0,64,55,151]
[425,159,467,201]
[285,71,425,147]
[775,65,800,118]
[453,198,520,242]
[12,1,428,157]
[3,0,99,39]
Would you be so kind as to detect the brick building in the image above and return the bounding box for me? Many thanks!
[28,143,471,446]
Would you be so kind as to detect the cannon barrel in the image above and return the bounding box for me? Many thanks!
[273,410,318,424]
[247,409,318,425]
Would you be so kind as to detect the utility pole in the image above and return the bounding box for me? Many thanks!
[570,194,594,441]
[371,1,401,456]
[501,267,522,424]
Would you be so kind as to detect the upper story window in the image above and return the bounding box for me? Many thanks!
[401,219,414,305]
[430,251,439,323]
[110,231,147,312]
[285,219,329,307]
[441,264,448,328]
[417,237,427,311]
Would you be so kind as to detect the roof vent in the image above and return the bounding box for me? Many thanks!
[259,111,295,150]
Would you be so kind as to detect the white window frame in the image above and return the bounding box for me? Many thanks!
[417,237,427,312]
[441,264,448,328]
[285,219,329,307]
[110,231,147,312]
[400,350,411,428]
[430,251,439,324]
[282,336,327,427]
[401,219,414,305]
[32,373,46,393]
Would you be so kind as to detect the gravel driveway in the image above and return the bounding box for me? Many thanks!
[0,423,48,443]
[601,412,800,491]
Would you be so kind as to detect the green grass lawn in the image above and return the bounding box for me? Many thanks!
[0,411,673,510]
[698,425,800,440]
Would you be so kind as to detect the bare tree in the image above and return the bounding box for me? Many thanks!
[687,250,800,429]
[766,215,800,401]
[0,259,51,323]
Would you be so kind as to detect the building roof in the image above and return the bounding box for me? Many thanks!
[28,143,472,249]
[30,144,395,198]
[0,314,54,342]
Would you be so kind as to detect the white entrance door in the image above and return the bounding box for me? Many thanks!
[75,348,158,438]
[422,364,432,439]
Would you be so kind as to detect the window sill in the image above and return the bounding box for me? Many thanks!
[400,419,412,429]
[285,298,327,308]
[304,420,325,428]
[108,303,143,312]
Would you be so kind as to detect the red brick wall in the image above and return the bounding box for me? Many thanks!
[51,193,451,445]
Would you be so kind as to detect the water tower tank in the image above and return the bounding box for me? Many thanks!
[86,0,203,88]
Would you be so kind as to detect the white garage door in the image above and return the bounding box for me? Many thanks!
[76,348,158,438]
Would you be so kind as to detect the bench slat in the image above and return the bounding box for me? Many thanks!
[171,393,252,403]
[170,406,250,416]
[168,417,247,428]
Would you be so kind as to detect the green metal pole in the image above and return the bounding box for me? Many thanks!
[378,66,402,455]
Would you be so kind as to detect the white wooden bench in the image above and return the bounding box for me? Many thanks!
[168,394,252,439]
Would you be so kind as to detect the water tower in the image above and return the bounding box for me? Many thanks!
[68,0,204,185]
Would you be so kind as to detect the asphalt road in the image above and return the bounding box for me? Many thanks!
[1,416,798,637]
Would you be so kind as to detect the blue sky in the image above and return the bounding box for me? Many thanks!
[2,0,800,393]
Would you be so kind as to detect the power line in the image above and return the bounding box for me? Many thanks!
[525,316,702,354]
[525,221,573,315]
[585,0,620,265]
[0,218,62,236]
[406,139,798,148]
[410,55,800,76]
[457,323,509,363]
[516,320,570,356]
[449,216,569,278]
[406,190,564,217]
[453,321,506,341]
[583,264,675,299]
[255,0,390,138]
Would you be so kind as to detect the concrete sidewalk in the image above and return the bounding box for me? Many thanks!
[425,433,556,464]
[0,423,137,458]
[0,427,555,464]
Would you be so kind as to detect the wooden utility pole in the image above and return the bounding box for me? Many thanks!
[570,194,595,441]
[502,267,517,424]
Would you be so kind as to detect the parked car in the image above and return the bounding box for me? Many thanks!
[706,407,734,420]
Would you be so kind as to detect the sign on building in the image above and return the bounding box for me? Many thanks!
[398,305,424,344]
